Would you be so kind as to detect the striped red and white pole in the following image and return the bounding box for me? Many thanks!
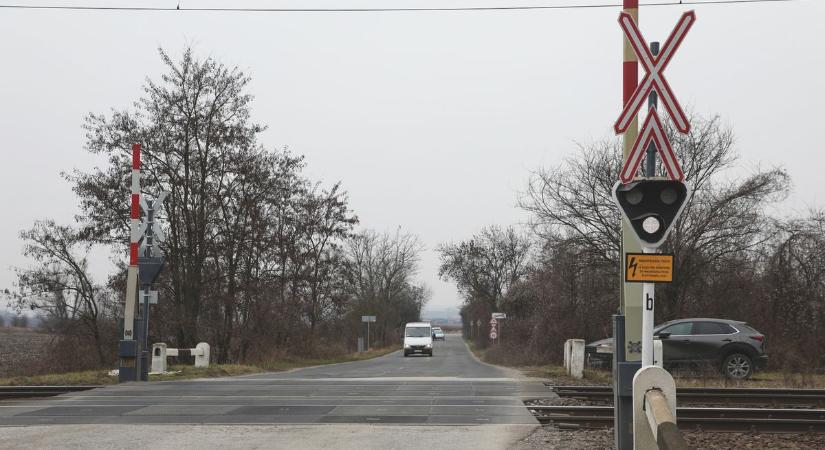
[622,0,639,158]
[123,143,141,340]
[129,144,141,265]
[129,144,140,266]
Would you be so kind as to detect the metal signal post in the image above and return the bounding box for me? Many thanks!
[613,7,695,449]
[118,143,168,383]
[118,144,142,383]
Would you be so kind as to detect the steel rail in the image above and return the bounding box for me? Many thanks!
[545,385,825,407]
[530,405,825,433]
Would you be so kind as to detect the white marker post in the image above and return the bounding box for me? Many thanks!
[641,246,655,367]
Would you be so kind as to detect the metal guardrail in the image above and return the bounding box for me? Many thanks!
[644,389,689,450]
[0,385,100,400]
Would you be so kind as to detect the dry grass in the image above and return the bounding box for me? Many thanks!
[466,336,825,389]
[0,327,56,378]
[0,369,117,386]
[465,339,610,385]
[673,370,825,389]
[255,346,398,372]
[0,346,398,386]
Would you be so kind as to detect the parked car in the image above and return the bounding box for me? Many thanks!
[432,327,445,341]
[585,318,767,379]
[403,322,433,357]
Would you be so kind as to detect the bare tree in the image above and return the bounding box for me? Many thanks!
[342,229,427,345]
[68,47,266,346]
[438,225,532,310]
[520,114,789,319]
[5,220,113,364]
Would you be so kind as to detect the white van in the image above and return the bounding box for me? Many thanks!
[403,322,433,357]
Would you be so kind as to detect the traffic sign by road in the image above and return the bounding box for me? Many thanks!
[614,10,696,135]
[619,109,683,183]
[489,317,498,325]
[141,290,159,305]
[492,312,506,319]
[489,331,498,340]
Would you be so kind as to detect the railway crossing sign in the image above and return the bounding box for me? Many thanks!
[137,191,168,245]
[614,10,696,135]
[619,110,683,183]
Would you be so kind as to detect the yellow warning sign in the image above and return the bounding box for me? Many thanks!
[625,253,673,283]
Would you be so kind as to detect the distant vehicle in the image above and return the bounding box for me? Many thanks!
[585,318,767,379]
[404,322,433,357]
[432,327,445,341]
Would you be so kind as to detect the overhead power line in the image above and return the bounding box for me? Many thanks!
[0,0,802,13]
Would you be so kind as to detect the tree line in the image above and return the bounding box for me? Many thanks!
[4,48,428,374]
[441,115,825,371]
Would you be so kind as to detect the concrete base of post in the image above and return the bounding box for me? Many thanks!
[118,339,138,383]
[632,366,676,450]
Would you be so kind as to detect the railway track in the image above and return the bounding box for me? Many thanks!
[546,384,825,407]
[536,385,825,433]
[529,405,825,433]
[0,385,100,400]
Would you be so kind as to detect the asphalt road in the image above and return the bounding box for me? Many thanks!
[0,336,548,449]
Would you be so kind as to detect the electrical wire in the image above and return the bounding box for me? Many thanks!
[0,0,802,13]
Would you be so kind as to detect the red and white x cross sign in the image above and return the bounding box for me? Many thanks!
[620,109,684,183]
[614,11,696,135]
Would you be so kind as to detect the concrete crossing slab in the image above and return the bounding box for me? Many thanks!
[1,337,544,430]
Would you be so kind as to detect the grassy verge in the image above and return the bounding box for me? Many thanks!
[0,370,119,386]
[464,339,825,388]
[0,346,398,386]
[463,338,825,388]
[464,339,610,384]
[255,346,398,372]
[672,370,825,389]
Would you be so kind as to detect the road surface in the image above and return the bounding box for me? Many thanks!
[0,336,549,449]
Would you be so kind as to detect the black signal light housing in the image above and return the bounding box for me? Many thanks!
[612,180,691,248]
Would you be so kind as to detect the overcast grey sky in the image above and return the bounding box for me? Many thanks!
[1,0,823,315]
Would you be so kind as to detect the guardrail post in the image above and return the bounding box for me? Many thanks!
[632,365,677,450]
[151,343,167,374]
[569,339,585,379]
[194,342,210,368]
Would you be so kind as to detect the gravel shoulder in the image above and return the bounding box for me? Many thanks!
[516,373,825,450]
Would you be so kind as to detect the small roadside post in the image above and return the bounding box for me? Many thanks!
[492,312,506,343]
[361,315,376,351]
